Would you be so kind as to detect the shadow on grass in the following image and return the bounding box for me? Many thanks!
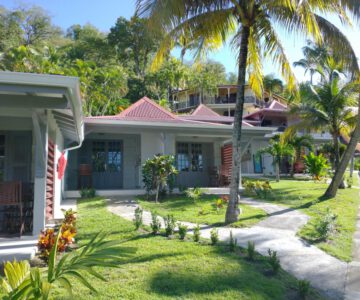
[148,269,283,299]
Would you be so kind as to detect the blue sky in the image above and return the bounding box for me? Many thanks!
[2,0,360,82]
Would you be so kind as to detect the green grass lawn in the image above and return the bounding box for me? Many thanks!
[51,198,322,300]
[138,194,267,228]
[244,175,359,262]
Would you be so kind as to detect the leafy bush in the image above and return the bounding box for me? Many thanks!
[150,211,161,234]
[38,209,77,260]
[133,207,143,230]
[1,232,134,299]
[193,224,201,242]
[315,208,337,241]
[229,230,237,252]
[303,152,329,180]
[210,228,219,245]
[268,249,280,274]
[185,187,203,202]
[243,180,272,199]
[247,241,256,261]
[80,187,96,198]
[178,223,188,240]
[178,185,187,193]
[142,155,178,202]
[298,279,311,299]
[164,214,176,236]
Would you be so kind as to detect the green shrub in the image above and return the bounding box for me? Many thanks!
[243,180,272,199]
[150,211,161,234]
[268,249,280,274]
[185,187,203,202]
[178,223,188,240]
[133,207,143,230]
[210,228,219,245]
[229,230,237,252]
[298,279,311,299]
[80,188,96,198]
[315,208,337,241]
[243,180,255,195]
[247,241,256,261]
[142,155,178,202]
[193,224,201,242]
[178,185,187,193]
[304,152,329,180]
[346,176,353,188]
[164,214,176,236]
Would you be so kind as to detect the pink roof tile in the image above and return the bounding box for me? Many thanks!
[268,100,288,110]
[191,104,221,117]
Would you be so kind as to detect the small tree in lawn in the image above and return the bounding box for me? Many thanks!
[259,136,294,182]
[142,155,178,203]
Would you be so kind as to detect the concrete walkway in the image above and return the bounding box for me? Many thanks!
[107,196,348,300]
[345,176,360,299]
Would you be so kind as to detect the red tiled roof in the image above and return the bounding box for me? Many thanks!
[191,104,221,117]
[117,96,177,120]
[268,100,288,110]
[243,100,288,120]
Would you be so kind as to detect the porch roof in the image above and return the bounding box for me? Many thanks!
[0,72,84,149]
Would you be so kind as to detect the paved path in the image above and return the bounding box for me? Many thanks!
[345,175,360,300]
[107,196,348,300]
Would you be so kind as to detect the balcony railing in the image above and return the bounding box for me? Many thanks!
[175,95,260,110]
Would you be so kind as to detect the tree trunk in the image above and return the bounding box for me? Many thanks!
[155,181,160,203]
[225,26,250,224]
[333,133,345,189]
[324,95,360,198]
[276,161,280,182]
[350,152,355,178]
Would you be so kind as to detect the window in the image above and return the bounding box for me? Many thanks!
[177,143,189,171]
[107,141,122,172]
[176,143,203,172]
[0,135,4,182]
[92,141,106,172]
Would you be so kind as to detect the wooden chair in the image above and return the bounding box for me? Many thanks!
[219,164,231,186]
[78,164,92,189]
[0,181,24,236]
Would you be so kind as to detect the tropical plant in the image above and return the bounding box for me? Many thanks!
[133,207,143,230]
[267,248,280,275]
[136,0,360,225]
[193,224,201,242]
[79,187,96,198]
[263,74,283,98]
[298,279,311,300]
[1,232,134,299]
[142,155,178,203]
[210,228,219,245]
[150,211,161,234]
[315,208,337,241]
[178,223,188,240]
[229,230,237,252]
[164,214,176,236]
[247,241,256,261]
[185,187,203,203]
[286,134,314,176]
[303,152,329,181]
[259,137,294,182]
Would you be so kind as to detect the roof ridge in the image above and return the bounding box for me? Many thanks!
[117,96,177,119]
[191,104,221,117]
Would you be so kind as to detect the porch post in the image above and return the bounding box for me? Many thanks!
[32,112,48,236]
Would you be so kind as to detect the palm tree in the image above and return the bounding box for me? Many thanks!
[293,70,358,173]
[259,137,295,182]
[293,41,328,84]
[136,0,360,224]
[263,74,283,98]
[286,134,314,176]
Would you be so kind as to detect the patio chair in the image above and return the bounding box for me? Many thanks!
[0,181,24,236]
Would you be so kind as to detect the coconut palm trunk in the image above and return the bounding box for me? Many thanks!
[275,160,280,182]
[225,26,250,224]
[325,94,360,197]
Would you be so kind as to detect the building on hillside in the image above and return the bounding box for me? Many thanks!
[171,84,287,117]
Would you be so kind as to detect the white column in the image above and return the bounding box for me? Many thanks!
[32,112,48,235]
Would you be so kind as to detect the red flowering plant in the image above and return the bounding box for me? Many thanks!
[37,209,77,260]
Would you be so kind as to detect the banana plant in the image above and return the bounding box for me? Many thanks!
[0,231,135,299]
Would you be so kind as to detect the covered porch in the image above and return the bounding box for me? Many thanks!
[0,72,84,241]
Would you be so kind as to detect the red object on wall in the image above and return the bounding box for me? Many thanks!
[57,151,67,180]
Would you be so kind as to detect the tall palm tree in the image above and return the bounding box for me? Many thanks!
[293,69,358,174]
[136,0,360,223]
[293,41,328,84]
